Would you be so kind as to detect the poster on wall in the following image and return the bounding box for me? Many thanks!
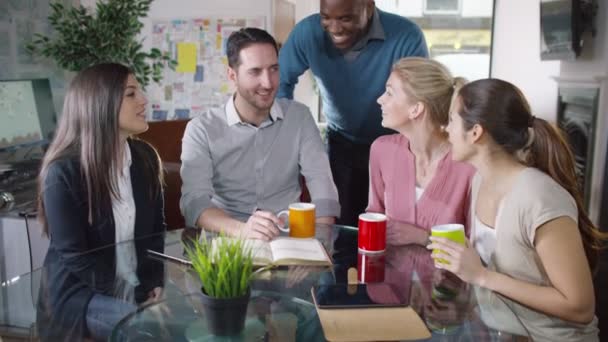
[148,17,266,121]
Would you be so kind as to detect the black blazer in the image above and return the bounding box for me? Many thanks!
[36,139,166,341]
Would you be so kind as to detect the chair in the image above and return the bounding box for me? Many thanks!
[138,119,313,230]
[138,119,189,230]
[594,248,607,341]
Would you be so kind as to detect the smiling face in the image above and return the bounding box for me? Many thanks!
[376,72,419,131]
[229,43,279,116]
[320,0,373,50]
[118,74,148,137]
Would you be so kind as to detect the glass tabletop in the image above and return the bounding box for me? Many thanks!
[110,290,323,342]
[0,224,531,341]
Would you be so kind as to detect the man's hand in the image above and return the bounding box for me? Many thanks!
[240,210,281,241]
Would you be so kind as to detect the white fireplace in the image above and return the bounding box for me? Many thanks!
[552,74,607,226]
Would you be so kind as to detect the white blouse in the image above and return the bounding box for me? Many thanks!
[112,142,139,299]
[473,216,497,265]
[415,186,424,202]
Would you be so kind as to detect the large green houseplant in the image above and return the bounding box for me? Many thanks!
[185,236,255,336]
[26,0,175,87]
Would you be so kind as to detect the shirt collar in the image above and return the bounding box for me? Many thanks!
[225,94,284,126]
[348,8,385,52]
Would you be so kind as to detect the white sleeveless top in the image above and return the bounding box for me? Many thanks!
[473,216,496,265]
[415,186,424,202]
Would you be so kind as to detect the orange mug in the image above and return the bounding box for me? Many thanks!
[277,203,316,238]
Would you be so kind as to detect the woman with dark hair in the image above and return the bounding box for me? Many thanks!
[36,63,166,341]
[433,78,606,340]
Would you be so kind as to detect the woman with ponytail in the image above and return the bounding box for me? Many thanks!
[370,57,475,248]
[434,78,605,340]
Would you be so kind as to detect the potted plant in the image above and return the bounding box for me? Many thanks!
[184,236,255,336]
[26,0,176,88]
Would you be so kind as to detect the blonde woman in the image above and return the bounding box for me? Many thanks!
[369,57,474,254]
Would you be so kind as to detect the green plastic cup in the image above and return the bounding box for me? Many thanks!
[431,224,466,264]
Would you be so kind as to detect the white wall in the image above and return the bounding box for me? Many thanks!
[491,0,561,122]
[291,0,320,119]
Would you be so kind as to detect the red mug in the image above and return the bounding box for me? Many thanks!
[357,252,386,283]
[358,213,387,253]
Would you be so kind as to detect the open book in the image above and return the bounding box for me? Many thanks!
[212,237,332,267]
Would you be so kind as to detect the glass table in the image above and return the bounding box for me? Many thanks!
[0,224,531,341]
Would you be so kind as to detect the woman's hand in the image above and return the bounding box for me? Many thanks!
[148,286,164,301]
[424,294,468,328]
[432,269,466,297]
[140,286,164,307]
[386,220,429,246]
[427,237,487,286]
[285,266,312,288]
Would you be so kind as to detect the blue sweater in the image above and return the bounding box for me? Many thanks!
[278,9,428,144]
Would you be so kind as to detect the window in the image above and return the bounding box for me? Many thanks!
[424,0,461,15]
[378,0,495,81]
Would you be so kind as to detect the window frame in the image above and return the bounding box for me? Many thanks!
[423,0,462,15]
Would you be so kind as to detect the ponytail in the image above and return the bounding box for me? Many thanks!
[526,118,607,272]
[450,77,467,114]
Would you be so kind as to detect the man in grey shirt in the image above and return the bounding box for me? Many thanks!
[180,28,340,240]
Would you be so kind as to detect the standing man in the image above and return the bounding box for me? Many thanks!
[180,28,339,240]
[278,0,428,255]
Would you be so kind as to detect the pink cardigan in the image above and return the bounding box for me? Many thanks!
[367,134,475,235]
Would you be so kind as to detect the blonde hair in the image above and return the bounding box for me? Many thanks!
[391,57,466,127]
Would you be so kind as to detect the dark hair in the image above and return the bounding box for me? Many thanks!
[37,63,163,235]
[226,27,278,68]
[457,78,607,271]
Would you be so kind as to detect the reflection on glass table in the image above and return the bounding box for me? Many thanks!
[1,225,533,341]
[110,230,531,342]
[110,290,323,342]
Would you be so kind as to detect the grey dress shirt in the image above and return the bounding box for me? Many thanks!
[180,95,340,227]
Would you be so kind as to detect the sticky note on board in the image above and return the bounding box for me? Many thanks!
[175,109,191,119]
[152,110,168,121]
[164,86,173,101]
[176,42,197,73]
[216,34,222,50]
[219,83,229,94]
[194,65,204,82]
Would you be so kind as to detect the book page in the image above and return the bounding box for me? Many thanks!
[244,239,273,264]
[269,238,329,263]
[211,238,273,265]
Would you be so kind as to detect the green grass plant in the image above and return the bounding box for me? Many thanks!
[184,235,254,299]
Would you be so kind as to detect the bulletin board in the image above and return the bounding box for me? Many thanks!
[147,17,266,121]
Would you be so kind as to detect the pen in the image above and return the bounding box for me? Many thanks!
[147,249,192,266]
